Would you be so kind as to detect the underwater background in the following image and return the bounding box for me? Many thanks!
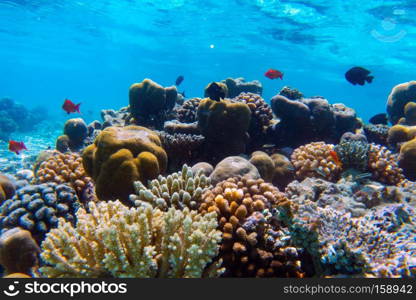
[0,0,415,278]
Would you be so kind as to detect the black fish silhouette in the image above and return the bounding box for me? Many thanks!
[369,113,388,125]
[175,75,184,86]
[345,67,374,86]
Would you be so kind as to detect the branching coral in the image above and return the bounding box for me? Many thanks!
[40,200,222,278]
[0,183,81,243]
[291,142,342,182]
[199,178,303,277]
[130,164,212,211]
[35,151,95,204]
[368,144,404,186]
[176,98,203,123]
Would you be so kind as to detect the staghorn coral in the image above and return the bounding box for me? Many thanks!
[221,77,263,98]
[0,174,16,204]
[40,200,222,278]
[0,228,40,276]
[176,98,203,123]
[368,144,404,186]
[130,164,212,211]
[158,131,205,172]
[0,183,81,243]
[387,81,416,124]
[279,86,304,100]
[35,151,95,204]
[82,126,167,203]
[199,177,303,277]
[291,142,342,182]
[197,98,251,163]
[129,79,178,129]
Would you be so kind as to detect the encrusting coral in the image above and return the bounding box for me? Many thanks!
[0,183,81,243]
[40,200,222,278]
[0,228,40,277]
[199,177,304,277]
[130,164,212,211]
[35,151,95,204]
[82,125,167,203]
[291,142,342,182]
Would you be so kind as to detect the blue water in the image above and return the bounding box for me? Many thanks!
[0,0,415,123]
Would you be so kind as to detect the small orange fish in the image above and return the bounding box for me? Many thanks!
[9,140,27,155]
[329,150,342,167]
[265,69,284,80]
[62,99,81,114]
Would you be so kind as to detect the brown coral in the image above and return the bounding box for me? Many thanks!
[399,138,416,181]
[176,98,203,123]
[368,144,405,186]
[0,174,15,204]
[35,151,95,204]
[387,81,416,124]
[199,178,302,277]
[291,142,342,182]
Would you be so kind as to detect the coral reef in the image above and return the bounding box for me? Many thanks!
[0,174,16,204]
[35,151,95,204]
[129,79,178,129]
[130,164,211,210]
[269,95,361,148]
[0,183,81,243]
[387,81,416,124]
[56,118,88,153]
[368,144,404,186]
[101,106,131,128]
[210,156,260,185]
[82,126,167,202]
[363,124,389,147]
[163,120,200,135]
[158,131,205,172]
[40,200,222,278]
[197,98,251,162]
[221,78,263,98]
[334,133,370,173]
[279,86,304,100]
[199,177,304,277]
[399,138,416,181]
[291,142,342,182]
[176,98,203,123]
[0,228,40,276]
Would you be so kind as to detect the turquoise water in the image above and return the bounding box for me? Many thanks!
[0,0,415,122]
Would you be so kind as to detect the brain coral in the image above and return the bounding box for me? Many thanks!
[40,200,222,278]
[199,178,303,277]
[0,183,80,243]
[0,228,40,276]
[35,151,94,204]
[82,125,167,203]
[197,98,251,162]
[130,164,212,211]
[291,142,342,182]
[387,81,416,124]
[129,78,178,129]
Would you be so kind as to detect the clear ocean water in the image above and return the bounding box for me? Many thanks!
[0,0,415,123]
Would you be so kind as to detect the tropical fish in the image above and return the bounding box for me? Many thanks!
[175,75,184,86]
[329,150,342,167]
[314,168,327,178]
[265,69,284,80]
[345,67,374,85]
[353,172,372,181]
[369,113,388,125]
[8,140,27,155]
[62,99,81,114]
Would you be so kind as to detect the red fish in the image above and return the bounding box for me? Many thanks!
[8,140,27,155]
[265,69,284,80]
[62,99,81,114]
[329,150,342,167]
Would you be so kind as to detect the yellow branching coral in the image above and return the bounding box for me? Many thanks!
[40,201,222,278]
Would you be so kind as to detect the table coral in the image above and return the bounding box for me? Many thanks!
[35,151,95,204]
[199,177,303,277]
[130,164,211,211]
[40,200,222,278]
[82,125,167,203]
[387,81,416,124]
[0,183,81,243]
[0,228,40,276]
[291,142,342,182]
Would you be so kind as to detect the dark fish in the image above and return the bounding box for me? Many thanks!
[175,75,184,86]
[345,67,374,86]
[179,91,186,98]
[369,113,388,125]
